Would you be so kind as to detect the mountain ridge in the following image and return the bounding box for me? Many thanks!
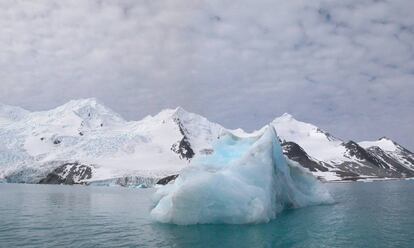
[1,98,413,185]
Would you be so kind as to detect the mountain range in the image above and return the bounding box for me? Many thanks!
[1,98,413,186]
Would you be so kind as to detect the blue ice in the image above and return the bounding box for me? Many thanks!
[151,126,333,225]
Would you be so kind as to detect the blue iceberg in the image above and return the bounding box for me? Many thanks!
[151,126,333,225]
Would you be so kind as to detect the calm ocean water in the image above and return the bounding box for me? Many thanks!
[1,181,414,248]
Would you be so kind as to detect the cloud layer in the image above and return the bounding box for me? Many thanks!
[1,0,413,148]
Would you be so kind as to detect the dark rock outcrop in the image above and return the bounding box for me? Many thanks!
[157,174,179,185]
[114,176,158,187]
[366,146,414,177]
[344,141,388,168]
[39,162,92,185]
[282,141,329,172]
[171,117,195,160]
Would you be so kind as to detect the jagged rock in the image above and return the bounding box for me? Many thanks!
[156,175,179,185]
[366,146,414,177]
[114,176,158,187]
[38,162,92,185]
[282,141,329,172]
[333,170,361,180]
[344,141,386,168]
[171,117,195,160]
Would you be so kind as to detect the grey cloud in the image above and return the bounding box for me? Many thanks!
[0,0,413,149]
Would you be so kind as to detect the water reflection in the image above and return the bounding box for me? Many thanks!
[1,181,414,247]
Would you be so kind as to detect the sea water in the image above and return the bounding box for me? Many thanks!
[1,181,414,247]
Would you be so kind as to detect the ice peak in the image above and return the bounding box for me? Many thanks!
[174,106,185,112]
[61,98,101,109]
[272,114,331,138]
[54,98,110,112]
[0,102,29,113]
[43,98,125,125]
[273,113,301,124]
[378,137,398,149]
[0,102,30,123]
[272,113,294,122]
[281,113,293,118]
[173,106,191,118]
[273,113,308,127]
[153,106,193,120]
[359,137,398,152]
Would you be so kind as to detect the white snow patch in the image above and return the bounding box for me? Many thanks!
[359,138,398,152]
[272,114,346,162]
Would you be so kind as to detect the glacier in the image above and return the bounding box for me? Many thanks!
[150,126,333,225]
[3,98,413,186]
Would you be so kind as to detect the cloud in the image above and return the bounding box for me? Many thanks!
[0,0,413,149]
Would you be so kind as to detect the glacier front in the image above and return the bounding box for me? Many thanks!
[150,126,333,225]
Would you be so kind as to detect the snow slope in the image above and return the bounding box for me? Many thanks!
[0,99,224,185]
[359,138,414,171]
[1,99,413,185]
[272,113,346,162]
[0,103,29,127]
[359,138,398,152]
[272,114,414,180]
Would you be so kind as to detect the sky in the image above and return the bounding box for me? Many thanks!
[0,0,413,149]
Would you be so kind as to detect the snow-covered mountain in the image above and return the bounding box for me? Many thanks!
[0,103,29,127]
[0,98,413,186]
[272,114,414,181]
[0,99,225,186]
[359,138,414,172]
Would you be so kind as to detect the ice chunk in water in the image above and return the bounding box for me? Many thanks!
[151,126,333,225]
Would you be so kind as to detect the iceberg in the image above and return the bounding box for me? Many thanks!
[151,126,333,225]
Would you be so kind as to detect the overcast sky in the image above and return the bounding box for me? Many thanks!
[1,0,413,149]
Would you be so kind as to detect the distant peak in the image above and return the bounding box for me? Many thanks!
[273,113,298,123]
[55,98,112,111]
[378,137,399,147]
[0,102,29,112]
[359,137,398,152]
[174,106,186,113]
[157,106,190,117]
[174,106,195,117]
[281,113,293,118]
[49,98,125,123]
[65,98,100,107]
[150,106,224,130]
[0,102,30,122]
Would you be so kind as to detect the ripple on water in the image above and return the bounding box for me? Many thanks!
[1,182,414,247]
